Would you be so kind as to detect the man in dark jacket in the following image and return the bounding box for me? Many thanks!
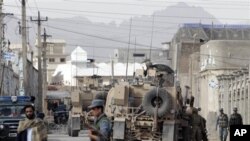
[191,108,204,141]
[229,107,243,126]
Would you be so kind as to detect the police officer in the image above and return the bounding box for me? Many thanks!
[87,99,111,141]
[229,107,243,126]
[191,108,204,141]
[216,108,229,141]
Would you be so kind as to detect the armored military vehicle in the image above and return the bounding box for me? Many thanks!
[105,64,189,141]
[67,75,109,137]
[0,96,35,141]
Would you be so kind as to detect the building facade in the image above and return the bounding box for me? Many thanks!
[45,39,68,84]
[217,68,249,124]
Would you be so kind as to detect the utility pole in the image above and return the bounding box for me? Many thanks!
[20,0,27,96]
[0,0,13,64]
[31,11,48,112]
[125,18,132,81]
[41,28,51,113]
[149,14,155,60]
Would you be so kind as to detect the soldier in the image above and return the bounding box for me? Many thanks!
[229,107,243,126]
[191,108,204,141]
[87,99,111,141]
[197,108,208,141]
[216,108,229,141]
[17,105,47,141]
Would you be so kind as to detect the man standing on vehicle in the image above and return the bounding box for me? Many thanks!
[87,99,111,141]
[216,108,229,141]
[17,105,47,141]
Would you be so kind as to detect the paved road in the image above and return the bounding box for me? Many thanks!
[48,133,90,141]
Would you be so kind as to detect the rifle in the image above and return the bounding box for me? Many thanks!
[81,112,109,141]
[83,121,108,141]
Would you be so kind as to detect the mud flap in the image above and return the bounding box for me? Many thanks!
[113,117,126,140]
[162,120,176,141]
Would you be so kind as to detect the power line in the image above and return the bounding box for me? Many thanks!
[5,11,250,62]
[4,4,250,21]
[44,24,162,49]
[63,0,249,8]
[34,0,39,10]
[39,24,250,62]
[7,10,185,25]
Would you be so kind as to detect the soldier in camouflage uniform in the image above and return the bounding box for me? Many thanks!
[87,99,111,141]
[229,107,243,126]
[17,105,47,141]
[191,108,204,141]
[216,108,228,141]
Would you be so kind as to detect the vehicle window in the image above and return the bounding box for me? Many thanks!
[0,106,25,117]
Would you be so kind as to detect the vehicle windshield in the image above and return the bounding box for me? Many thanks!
[0,105,25,118]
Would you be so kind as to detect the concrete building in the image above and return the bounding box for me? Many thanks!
[217,68,249,124]
[34,39,68,84]
[114,47,170,65]
[197,40,250,118]
[44,39,68,84]
[169,24,250,138]
[170,23,250,91]
[51,46,144,87]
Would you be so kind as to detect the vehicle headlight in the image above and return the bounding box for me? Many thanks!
[0,125,4,130]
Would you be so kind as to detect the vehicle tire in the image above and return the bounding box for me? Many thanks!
[67,119,72,136]
[72,130,79,137]
[142,87,172,117]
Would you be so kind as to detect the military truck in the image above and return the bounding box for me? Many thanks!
[53,104,69,124]
[104,64,191,141]
[0,96,35,141]
[67,75,109,137]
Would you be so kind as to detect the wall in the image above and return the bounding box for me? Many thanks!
[0,64,19,96]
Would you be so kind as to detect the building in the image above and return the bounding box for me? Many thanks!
[34,39,68,84]
[197,40,250,119]
[114,48,170,65]
[45,39,68,84]
[170,23,250,91]
[168,24,250,137]
[217,68,249,124]
[51,46,144,87]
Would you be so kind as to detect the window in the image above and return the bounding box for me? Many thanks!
[60,58,65,62]
[49,58,55,62]
[49,45,54,54]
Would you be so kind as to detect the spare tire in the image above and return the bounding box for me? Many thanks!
[142,87,172,117]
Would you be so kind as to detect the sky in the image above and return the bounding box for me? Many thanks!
[3,0,250,24]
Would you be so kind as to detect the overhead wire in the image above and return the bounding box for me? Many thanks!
[9,11,174,25]
[34,0,39,11]
[43,24,162,49]
[5,3,250,62]
[44,23,250,62]
[62,0,249,9]
[3,4,249,21]
[8,15,250,62]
